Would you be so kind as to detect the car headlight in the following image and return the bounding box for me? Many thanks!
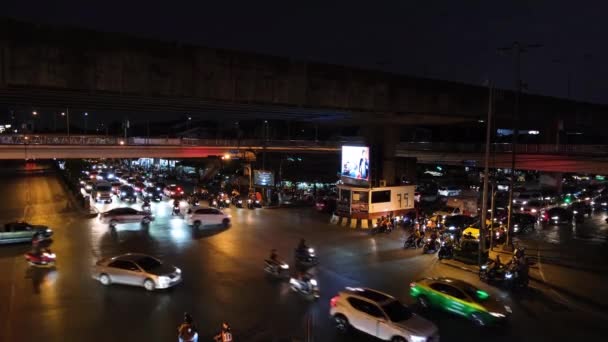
[531,208,537,213]
[175,268,182,274]
[158,276,171,286]
[602,202,607,206]
[591,201,595,205]
[45,228,52,233]
[121,192,126,196]
[573,210,578,214]
[409,336,427,342]
[308,248,314,254]
[448,226,456,230]
[522,201,527,205]
[280,263,289,269]
[481,264,488,270]
[505,272,513,279]
[310,279,318,286]
[552,216,559,220]
[489,312,506,318]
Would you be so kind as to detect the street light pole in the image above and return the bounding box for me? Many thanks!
[498,42,542,251]
[479,82,493,266]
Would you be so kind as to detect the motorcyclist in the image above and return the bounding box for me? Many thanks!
[178,312,198,342]
[296,239,308,254]
[491,254,503,275]
[413,229,422,248]
[214,322,232,342]
[269,249,278,262]
[173,199,180,208]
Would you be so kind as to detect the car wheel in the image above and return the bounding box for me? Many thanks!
[417,295,430,309]
[99,273,111,286]
[143,279,155,291]
[109,219,118,227]
[391,337,406,342]
[222,218,230,228]
[471,313,485,327]
[333,314,349,333]
[193,220,202,229]
[141,217,151,225]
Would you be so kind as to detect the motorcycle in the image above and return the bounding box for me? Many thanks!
[422,238,440,254]
[437,241,454,260]
[403,235,420,249]
[371,222,393,235]
[289,276,320,299]
[295,247,319,268]
[210,198,219,208]
[264,259,290,278]
[235,198,244,208]
[479,259,528,289]
[172,205,181,216]
[25,249,56,267]
[142,202,151,213]
[247,198,255,209]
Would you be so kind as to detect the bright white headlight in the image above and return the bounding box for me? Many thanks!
[310,279,318,286]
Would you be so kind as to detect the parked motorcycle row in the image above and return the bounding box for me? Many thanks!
[264,242,320,300]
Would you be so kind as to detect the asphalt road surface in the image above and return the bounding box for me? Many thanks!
[0,170,607,341]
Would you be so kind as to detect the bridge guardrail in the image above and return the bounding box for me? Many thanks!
[398,142,608,155]
[0,134,354,148]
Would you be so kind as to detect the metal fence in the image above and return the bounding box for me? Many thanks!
[397,142,608,155]
[1,134,606,155]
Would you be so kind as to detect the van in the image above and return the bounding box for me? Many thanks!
[93,181,113,203]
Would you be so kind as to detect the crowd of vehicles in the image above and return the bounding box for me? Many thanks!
[9,160,607,340]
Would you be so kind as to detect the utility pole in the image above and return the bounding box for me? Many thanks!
[479,82,493,266]
[498,42,542,251]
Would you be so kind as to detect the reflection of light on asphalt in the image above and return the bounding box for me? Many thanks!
[369,237,377,253]
[170,219,188,241]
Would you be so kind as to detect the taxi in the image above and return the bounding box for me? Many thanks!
[409,277,511,327]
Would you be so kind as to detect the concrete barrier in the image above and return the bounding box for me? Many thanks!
[340,217,349,227]
[350,219,358,229]
[360,219,370,229]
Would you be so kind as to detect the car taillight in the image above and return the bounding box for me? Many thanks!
[330,296,339,308]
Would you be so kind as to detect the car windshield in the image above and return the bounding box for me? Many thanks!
[382,300,412,322]
[135,257,162,272]
[97,186,111,191]
[518,194,531,199]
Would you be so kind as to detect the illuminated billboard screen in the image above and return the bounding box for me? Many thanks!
[341,146,370,184]
[254,170,274,186]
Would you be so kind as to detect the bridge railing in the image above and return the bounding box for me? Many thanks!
[398,142,608,155]
[0,134,353,148]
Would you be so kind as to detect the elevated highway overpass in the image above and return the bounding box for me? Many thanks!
[0,135,607,174]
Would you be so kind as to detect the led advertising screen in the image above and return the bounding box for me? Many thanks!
[253,170,275,186]
[341,146,370,185]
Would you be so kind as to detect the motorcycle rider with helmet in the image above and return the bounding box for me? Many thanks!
[177,312,198,342]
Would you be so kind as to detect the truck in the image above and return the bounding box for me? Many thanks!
[93,181,113,203]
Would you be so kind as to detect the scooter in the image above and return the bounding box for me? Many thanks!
[403,235,419,249]
[437,242,454,260]
[247,199,255,209]
[142,202,151,213]
[422,238,440,254]
[235,198,244,208]
[264,259,290,278]
[25,249,56,267]
[480,260,528,290]
[172,205,181,216]
[289,276,320,299]
[295,247,319,268]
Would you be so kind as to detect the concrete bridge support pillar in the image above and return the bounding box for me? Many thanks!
[362,125,401,186]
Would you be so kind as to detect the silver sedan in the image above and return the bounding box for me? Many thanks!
[92,253,182,291]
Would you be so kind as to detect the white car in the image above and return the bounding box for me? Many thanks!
[185,207,231,229]
[330,287,439,342]
[438,186,461,197]
[99,207,154,227]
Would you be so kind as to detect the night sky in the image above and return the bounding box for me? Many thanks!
[4,1,608,104]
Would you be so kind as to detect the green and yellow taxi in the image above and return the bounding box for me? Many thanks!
[409,277,511,326]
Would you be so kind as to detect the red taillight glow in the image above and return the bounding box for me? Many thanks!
[330,296,339,307]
